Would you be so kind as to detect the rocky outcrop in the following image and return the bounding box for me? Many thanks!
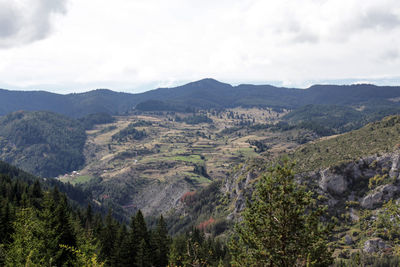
[315,152,400,196]
[130,179,190,216]
[319,168,348,195]
[223,164,259,217]
[363,238,390,253]
[224,151,400,223]
[361,184,400,209]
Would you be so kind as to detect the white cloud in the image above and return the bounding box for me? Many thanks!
[0,0,67,48]
[0,0,399,92]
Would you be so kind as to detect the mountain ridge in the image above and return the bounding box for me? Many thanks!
[1,78,400,117]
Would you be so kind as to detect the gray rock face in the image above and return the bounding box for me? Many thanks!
[363,238,390,253]
[319,168,348,195]
[390,153,400,180]
[225,150,400,223]
[344,235,353,245]
[349,208,359,222]
[224,164,257,218]
[361,184,400,209]
[131,179,190,216]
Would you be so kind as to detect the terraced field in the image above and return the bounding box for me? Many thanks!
[58,108,311,216]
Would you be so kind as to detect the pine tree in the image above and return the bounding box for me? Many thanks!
[118,217,137,267]
[135,239,150,267]
[85,203,93,230]
[111,224,129,267]
[52,194,77,265]
[152,215,170,267]
[41,190,76,265]
[28,180,43,209]
[133,210,150,267]
[0,201,12,244]
[99,209,117,264]
[230,161,333,267]
[5,208,46,266]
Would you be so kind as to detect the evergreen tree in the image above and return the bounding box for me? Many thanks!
[99,209,117,265]
[6,208,46,266]
[85,203,93,230]
[28,180,42,209]
[0,201,12,244]
[152,215,170,267]
[118,217,137,267]
[41,190,76,265]
[135,239,150,267]
[133,210,150,267]
[169,234,188,267]
[52,195,77,265]
[230,161,333,267]
[111,224,129,267]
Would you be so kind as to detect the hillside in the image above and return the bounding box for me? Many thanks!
[192,115,400,262]
[290,115,400,173]
[0,160,185,266]
[1,79,400,117]
[0,100,400,264]
[65,108,297,217]
[0,111,87,178]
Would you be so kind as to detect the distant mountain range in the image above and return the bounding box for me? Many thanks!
[1,78,400,117]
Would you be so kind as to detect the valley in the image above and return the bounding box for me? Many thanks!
[2,80,400,265]
[58,107,308,216]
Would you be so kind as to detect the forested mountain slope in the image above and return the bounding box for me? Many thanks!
[2,79,400,116]
[0,111,86,177]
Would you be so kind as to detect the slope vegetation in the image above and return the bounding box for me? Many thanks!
[0,111,86,177]
[290,115,400,172]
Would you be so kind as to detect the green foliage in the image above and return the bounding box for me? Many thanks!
[79,113,115,130]
[0,165,177,267]
[290,115,400,172]
[135,100,193,112]
[112,123,146,142]
[368,174,391,189]
[283,105,367,135]
[59,244,104,267]
[169,228,229,267]
[0,111,86,177]
[230,161,333,266]
[168,181,227,235]
[182,115,213,125]
[334,252,400,267]
[5,208,47,266]
[373,200,400,244]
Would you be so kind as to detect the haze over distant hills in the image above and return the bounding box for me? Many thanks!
[1,78,400,117]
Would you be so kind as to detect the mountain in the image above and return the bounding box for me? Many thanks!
[0,111,86,177]
[183,115,400,261]
[1,79,400,117]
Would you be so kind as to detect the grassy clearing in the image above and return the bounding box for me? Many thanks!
[72,175,93,184]
[235,147,259,157]
[59,175,93,185]
[183,172,212,185]
[140,154,204,164]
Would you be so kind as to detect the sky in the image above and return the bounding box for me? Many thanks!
[0,0,400,94]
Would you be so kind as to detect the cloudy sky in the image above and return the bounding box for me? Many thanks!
[0,0,399,93]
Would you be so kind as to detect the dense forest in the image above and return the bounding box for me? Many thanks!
[3,160,400,266]
[0,111,86,178]
[0,111,118,178]
[0,167,230,266]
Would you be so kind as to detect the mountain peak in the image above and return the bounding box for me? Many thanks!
[184,78,232,88]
